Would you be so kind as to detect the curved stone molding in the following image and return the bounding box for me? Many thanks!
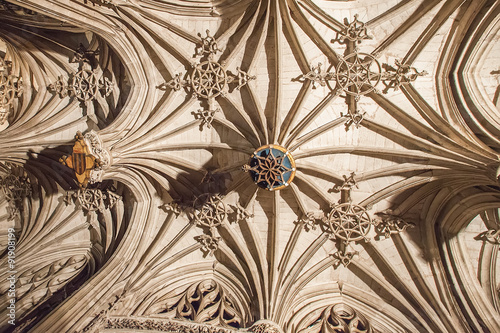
[4,255,88,306]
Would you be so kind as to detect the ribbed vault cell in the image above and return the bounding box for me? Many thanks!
[0,159,134,331]
[0,6,130,134]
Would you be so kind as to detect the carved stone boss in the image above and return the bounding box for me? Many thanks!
[0,56,23,126]
[161,30,255,129]
[60,130,111,188]
[300,172,414,267]
[300,14,427,130]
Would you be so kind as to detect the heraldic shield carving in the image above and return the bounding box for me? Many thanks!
[60,131,107,188]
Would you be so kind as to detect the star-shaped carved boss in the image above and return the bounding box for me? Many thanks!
[243,144,296,191]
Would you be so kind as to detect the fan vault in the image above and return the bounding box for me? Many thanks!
[1,0,500,332]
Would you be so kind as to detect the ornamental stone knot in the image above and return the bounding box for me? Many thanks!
[191,60,228,99]
[1,167,31,202]
[334,52,381,98]
[192,193,228,228]
[77,188,106,212]
[243,144,296,191]
[324,202,372,243]
[72,69,100,102]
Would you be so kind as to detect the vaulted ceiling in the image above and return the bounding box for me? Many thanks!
[1,0,500,332]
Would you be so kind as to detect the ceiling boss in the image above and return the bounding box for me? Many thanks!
[161,30,255,130]
[60,130,111,188]
[243,144,296,191]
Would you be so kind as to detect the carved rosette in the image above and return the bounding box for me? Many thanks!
[333,52,381,98]
[191,60,228,99]
[192,193,228,229]
[48,45,113,105]
[72,68,100,101]
[298,303,373,333]
[300,14,426,133]
[160,279,243,329]
[161,30,254,130]
[0,165,31,202]
[243,144,296,191]
[324,203,372,243]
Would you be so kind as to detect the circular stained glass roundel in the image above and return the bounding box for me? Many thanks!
[247,144,296,191]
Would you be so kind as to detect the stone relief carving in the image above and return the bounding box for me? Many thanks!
[298,303,373,333]
[195,233,222,256]
[83,130,111,183]
[192,107,221,129]
[242,144,296,191]
[0,254,88,323]
[374,211,415,239]
[65,186,121,214]
[60,131,110,187]
[299,212,319,231]
[0,163,31,221]
[335,14,372,45]
[79,293,123,332]
[300,15,426,130]
[480,228,500,245]
[381,60,427,93]
[301,63,330,89]
[0,55,23,127]
[330,172,358,194]
[330,250,359,268]
[160,30,255,130]
[103,317,288,333]
[302,172,413,268]
[192,193,229,229]
[324,202,372,243]
[334,52,382,98]
[159,279,243,329]
[105,317,239,332]
[231,202,254,223]
[167,193,252,257]
[48,44,113,106]
[248,320,284,333]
